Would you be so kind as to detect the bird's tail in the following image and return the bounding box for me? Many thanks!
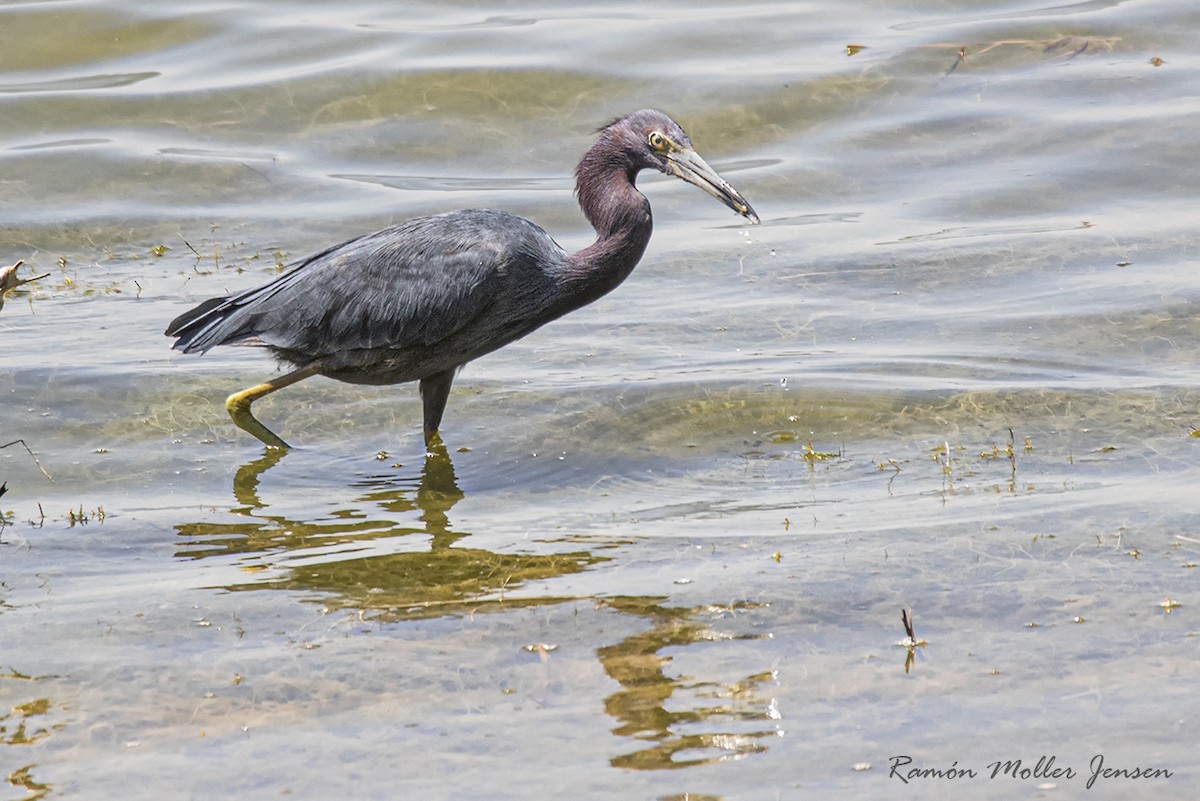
[164,296,238,353]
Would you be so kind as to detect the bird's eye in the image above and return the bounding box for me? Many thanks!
[647,131,668,151]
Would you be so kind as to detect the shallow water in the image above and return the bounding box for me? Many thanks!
[2,0,1198,798]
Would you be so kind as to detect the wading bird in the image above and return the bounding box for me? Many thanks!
[166,109,759,449]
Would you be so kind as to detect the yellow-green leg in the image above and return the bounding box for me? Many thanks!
[225,364,321,449]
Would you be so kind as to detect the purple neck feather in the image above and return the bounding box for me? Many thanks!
[564,128,654,301]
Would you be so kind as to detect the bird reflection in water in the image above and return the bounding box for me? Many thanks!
[227,441,464,548]
[176,444,604,619]
[178,449,781,768]
[598,596,782,770]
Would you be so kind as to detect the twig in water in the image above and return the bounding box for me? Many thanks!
[898,608,927,674]
[0,440,54,482]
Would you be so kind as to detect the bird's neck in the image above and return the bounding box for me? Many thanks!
[564,164,653,305]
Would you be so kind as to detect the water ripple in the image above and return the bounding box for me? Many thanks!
[0,70,159,94]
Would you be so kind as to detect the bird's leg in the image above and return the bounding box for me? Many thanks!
[418,368,457,447]
[225,364,322,449]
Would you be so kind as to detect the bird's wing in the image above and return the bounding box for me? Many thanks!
[169,211,550,356]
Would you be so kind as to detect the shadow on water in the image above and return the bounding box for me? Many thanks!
[169,443,782,772]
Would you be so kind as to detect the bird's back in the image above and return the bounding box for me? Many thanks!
[166,209,571,381]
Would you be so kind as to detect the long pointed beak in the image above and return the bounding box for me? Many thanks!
[666,148,760,224]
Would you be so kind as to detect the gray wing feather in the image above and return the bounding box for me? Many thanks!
[168,210,546,356]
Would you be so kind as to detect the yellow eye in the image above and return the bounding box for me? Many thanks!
[647,131,668,151]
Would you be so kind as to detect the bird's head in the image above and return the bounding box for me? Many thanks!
[607,109,759,224]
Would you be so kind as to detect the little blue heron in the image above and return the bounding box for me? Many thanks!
[166,109,759,449]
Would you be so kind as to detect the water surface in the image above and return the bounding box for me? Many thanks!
[2,1,1198,798]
